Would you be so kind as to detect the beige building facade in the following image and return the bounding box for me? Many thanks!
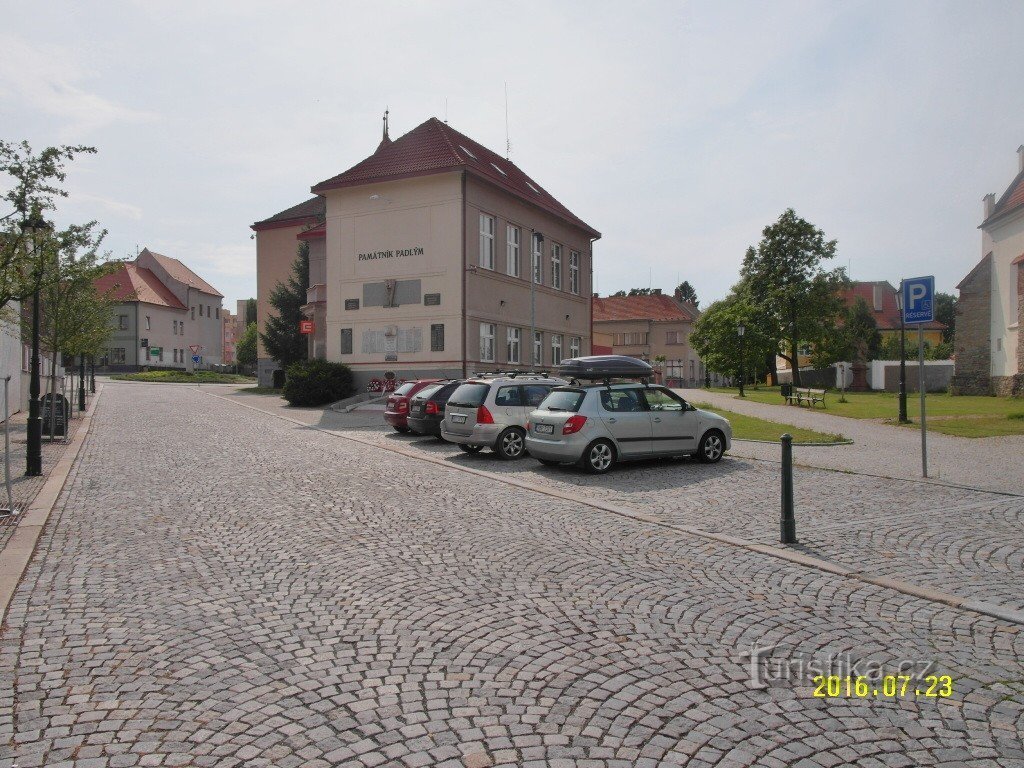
[255,117,599,387]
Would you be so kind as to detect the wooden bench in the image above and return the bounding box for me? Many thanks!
[785,387,827,408]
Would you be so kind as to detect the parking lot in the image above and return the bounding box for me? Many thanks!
[2,381,1022,767]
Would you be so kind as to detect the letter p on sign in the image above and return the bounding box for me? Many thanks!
[901,276,935,324]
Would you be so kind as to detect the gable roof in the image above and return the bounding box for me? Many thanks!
[843,280,945,330]
[142,249,223,298]
[593,294,697,323]
[982,167,1024,228]
[94,264,187,310]
[312,117,600,238]
[252,196,325,231]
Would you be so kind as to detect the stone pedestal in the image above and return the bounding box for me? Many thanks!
[850,362,869,391]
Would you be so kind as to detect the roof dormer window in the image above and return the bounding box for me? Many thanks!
[490,162,507,176]
[460,145,477,160]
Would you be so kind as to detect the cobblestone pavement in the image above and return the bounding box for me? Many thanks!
[2,382,1023,767]
[0,394,92,552]
[676,388,1024,496]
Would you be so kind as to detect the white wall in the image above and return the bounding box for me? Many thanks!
[0,304,22,415]
[986,213,1023,377]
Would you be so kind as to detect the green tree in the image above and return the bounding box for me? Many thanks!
[739,209,848,386]
[244,297,257,325]
[934,292,956,343]
[236,321,258,367]
[690,292,774,384]
[1,141,97,312]
[675,280,699,307]
[261,241,309,369]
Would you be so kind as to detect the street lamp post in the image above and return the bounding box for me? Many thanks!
[78,354,86,411]
[21,214,47,477]
[895,285,908,423]
[737,324,746,397]
[90,356,96,393]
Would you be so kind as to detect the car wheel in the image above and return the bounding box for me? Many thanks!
[495,427,526,460]
[393,425,410,434]
[698,430,725,463]
[580,439,616,474]
[537,458,561,467]
[458,444,484,454]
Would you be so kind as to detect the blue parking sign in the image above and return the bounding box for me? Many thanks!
[902,276,935,324]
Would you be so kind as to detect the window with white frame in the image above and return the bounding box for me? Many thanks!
[145,315,151,330]
[479,214,495,270]
[614,332,649,345]
[570,336,581,358]
[551,244,562,289]
[666,330,684,344]
[532,233,543,284]
[506,224,520,277]
[480,323,496,362]
[507,327,521,363]
[533,331,543,366]
[569,251,580,294]
[117,314,129,330]
[551,334,563,365]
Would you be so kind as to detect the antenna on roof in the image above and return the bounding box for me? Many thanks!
[444,97,448,124]
[504,82,511,160]
[383,108,390,141]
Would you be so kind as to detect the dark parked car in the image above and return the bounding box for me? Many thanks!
[407,380,462,437]
[383,379,442,432]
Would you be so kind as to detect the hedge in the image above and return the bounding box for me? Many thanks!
[282,359,355,407]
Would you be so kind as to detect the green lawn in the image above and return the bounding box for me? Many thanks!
[706,386,1024,437]
[112,371,255,384]
[693,402,847,444]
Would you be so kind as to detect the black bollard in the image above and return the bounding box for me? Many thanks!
[780,433,797,544]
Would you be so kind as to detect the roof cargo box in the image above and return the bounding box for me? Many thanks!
[557,355,654,381]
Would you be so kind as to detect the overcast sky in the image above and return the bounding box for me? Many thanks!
[2,0,1022,311]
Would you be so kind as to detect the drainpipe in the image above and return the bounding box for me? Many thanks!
[460,171,467,378]
[135,303,140,370]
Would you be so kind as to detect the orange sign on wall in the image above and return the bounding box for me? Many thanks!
[299,320,314,335]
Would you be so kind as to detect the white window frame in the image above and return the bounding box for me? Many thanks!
[533,331,543,366]
[479,214,495,270]
[569,251,580,295]
[551,243,562,290]
[506,224,520,277]
[507,327,521,364]
[532,234,543,284]
[480,323,496,362]
[551,334,563,366]
[570,336,581,358]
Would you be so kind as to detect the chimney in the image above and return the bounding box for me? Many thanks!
[983,193,995,219]
[674,287,683,301]
[1018,144,1024,173]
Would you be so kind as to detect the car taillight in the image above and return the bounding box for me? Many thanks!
[425,401,440,415]
[476,405,495,424]
[563,415,587,435]
[396,400,408,411]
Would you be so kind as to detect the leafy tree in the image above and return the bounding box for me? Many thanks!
[610,288,660,297]
[928,340,953,360]
[235,321,258,367]
[690,292,774,384]
[1,141,97,312]
[739,209,848,386]
[675,280,699,307]
[878,334,903,361]
[934,292,956,343]
[261,241,309,368]
[244,297,257,325]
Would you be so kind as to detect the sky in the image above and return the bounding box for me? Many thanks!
[1,0,1022,311]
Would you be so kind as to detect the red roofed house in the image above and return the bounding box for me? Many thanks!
[592,288,705,387]
[252,114,600,388]
[843,281,945,344]
[952,146,1024,395]
[93,249,224,370]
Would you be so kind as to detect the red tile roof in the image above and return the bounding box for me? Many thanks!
[252,196,325,231]
[94,264,187,309]
[593,294,697,323]
[843,281,946,330]
[143,249,223,298]
[1012,252,1024,266]
[312,118,600,238]
[296,223,326,240]
[983,168,1024,227]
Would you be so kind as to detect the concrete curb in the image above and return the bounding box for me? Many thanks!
[208,391,1024,628]
[733,438,855,447]
[0,386,103,623]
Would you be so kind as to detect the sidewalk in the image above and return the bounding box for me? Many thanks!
[678,387,1024,495]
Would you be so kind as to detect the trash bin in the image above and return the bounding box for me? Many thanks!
[272,369,286,389]
[780,383,792,400]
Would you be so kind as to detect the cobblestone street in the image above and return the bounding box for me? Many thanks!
[2,382,1023,767]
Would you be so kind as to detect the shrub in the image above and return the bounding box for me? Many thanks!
[282,359,355,407]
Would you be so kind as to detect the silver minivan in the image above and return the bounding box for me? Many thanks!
[525,382,732,473]
[440,374,570,459]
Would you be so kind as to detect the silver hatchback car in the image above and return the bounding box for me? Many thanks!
[440,374,570,459]
[524,383,732,473]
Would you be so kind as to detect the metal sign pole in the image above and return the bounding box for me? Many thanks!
[919,324,927,478]
[2,375,14,514]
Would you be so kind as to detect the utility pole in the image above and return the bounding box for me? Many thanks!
[896,283,908,423]
[22,213,47,477]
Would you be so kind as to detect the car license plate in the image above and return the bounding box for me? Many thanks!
[450,414,467,423]
[535,424,554,434]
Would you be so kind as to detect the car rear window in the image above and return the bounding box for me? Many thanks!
[392,382,416,396]
[433,383,460,402]
[448,383,490,408]
[413,384,442,400]
[538,389,585,413]
[522,384,553,406]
